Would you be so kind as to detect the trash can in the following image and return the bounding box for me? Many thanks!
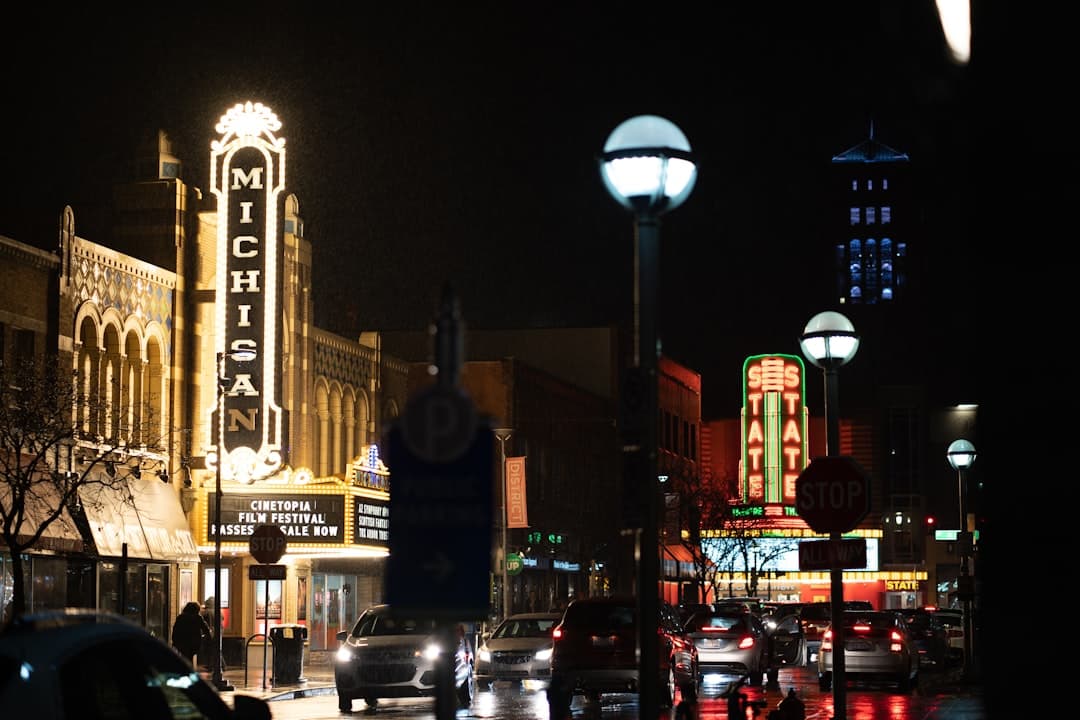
[269,624,307,684]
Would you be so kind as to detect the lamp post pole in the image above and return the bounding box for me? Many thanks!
[800,311,859,720]
[600,115,696,718]
[210,348,255,692]
[947,439,977,680]
[212,351,231,691]
[823,363,846,720]
[495,427,513,622]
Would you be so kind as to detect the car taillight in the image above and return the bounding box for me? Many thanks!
[552,627,564,641]
[852,622,871,633]
[737,635,756,650]
[821,629,833,651]
[889,630,903,652]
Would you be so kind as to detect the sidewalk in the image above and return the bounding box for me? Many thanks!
[206,652,338,703]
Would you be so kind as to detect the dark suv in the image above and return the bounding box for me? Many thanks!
[546,598,698,717]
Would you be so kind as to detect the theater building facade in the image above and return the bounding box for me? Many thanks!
[1,104,412,658]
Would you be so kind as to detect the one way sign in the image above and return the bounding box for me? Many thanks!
[798,538,867,571]
[384,409,493,621]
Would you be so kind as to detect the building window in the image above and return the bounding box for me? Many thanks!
[867,179,874,191]
[881,206,891,223]
[882,178,889,190]
[15,329,34,366]
[849,207,860,225]
[866,207,876,224]
[851,179,858,191]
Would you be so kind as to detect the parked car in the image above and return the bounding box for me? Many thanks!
[713,596,767,616]
[897,608,950,671]
[799,600,874,664]
[474,611,561,690]
[334,604,474,713]
[762,601,805,630]
[676,602,715,627]
[683,607,776,686]
[546,598,699,716]
[927,607,965,665]
[817,610,920,692]
[0,609,271,720]
[765,609,807,669]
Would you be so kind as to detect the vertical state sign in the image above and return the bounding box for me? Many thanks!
[385,420,493,620]
[506,456,528,528]
[208,101,286,483]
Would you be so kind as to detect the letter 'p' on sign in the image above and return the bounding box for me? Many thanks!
[400,385,478,463]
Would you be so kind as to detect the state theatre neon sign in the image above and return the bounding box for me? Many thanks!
[740,354,808,509]
[206,102,286,483]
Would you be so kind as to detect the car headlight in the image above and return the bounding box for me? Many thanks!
[478,648,491,663]
[423,643,442,661]
[335,645,353,662]
[534,648,552,661]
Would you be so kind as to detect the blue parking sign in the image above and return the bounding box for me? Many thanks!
[385,420,494,620]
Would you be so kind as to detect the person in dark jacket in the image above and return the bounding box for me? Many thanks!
[172,601,211,666]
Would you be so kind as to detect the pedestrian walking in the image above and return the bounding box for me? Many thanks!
[172,601,211,666]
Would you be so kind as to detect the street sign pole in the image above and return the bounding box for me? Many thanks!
[824,366,847,720]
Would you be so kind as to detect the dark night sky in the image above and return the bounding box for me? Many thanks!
[2,2,981,418]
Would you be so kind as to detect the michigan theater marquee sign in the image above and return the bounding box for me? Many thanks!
[207,102,287,484]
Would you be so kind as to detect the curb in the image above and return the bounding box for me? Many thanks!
[265,685,338,702]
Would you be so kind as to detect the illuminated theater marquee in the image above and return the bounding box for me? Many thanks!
[206,102,286,483]
[741,354,808,507]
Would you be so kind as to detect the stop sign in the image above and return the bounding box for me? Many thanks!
[795,455,870,533]
[249,524,288,564]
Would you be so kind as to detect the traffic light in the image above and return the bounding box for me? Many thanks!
[925,515,936,535]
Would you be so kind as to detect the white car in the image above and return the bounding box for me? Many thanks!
[0,609,270,720]
[475,612,561,690]
[817,610,920,692]
[334,604,474,713]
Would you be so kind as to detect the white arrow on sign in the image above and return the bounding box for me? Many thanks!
[422,551,454,583]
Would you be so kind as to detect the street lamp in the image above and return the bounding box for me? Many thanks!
[601,114,696,717]
[800,310,859,720]
[494,427,513,622]
[210,348,256,691]
[947,438,977,679]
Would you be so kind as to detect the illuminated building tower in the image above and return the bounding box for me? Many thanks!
[831,125,910,306]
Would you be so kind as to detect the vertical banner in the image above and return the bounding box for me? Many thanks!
[506,456,529,528]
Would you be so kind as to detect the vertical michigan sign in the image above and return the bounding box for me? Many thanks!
[207,102,286,483]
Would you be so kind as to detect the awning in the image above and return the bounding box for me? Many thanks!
[0,483,84,553]
[79,475,200,563]
[663,544,697,564]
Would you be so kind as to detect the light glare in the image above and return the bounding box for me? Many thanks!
[935,0,971,64]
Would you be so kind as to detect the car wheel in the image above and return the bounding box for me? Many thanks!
[338,695,353,713]
[547,677,572,720]
[659,666,675,708]
[363,696,378,710]
[457,672,475,708]
[679,676,699,703]
[818,672,832,691]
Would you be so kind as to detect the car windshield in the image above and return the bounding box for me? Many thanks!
[563,603,635,631]
[493,618,557,639]
[901,612,935,631]
[842,612,901,634]
[801,601,873,621]
[353,612,438,637]
[686,613,748,634]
